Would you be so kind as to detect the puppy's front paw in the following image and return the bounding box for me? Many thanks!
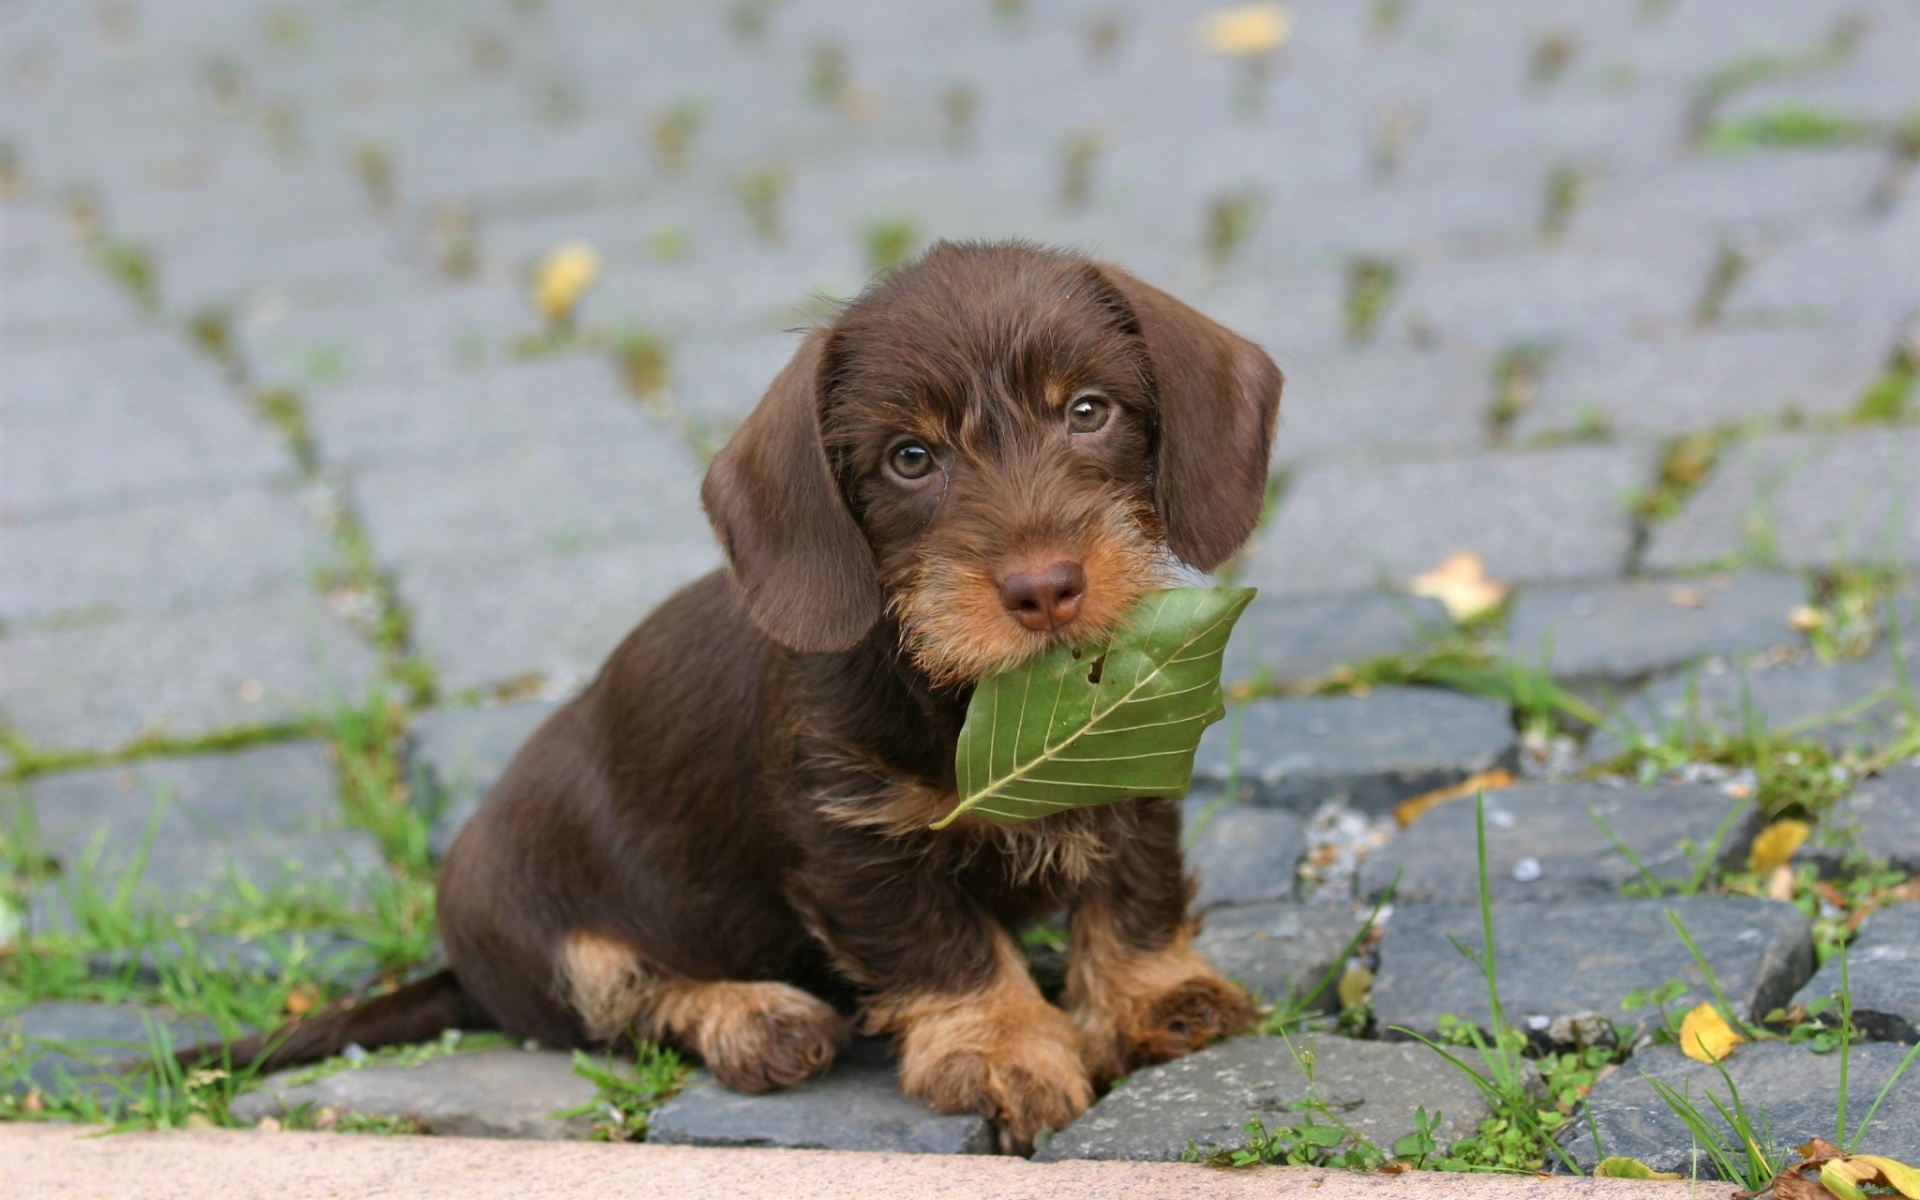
[691,981,845,1094]
[1074,964,1256,1084]
[898,1006,1093,1155]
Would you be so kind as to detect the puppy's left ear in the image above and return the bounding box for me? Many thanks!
[701,330,883,652]
[1095,263,1283,572]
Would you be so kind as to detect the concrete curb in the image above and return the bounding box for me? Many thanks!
[1,1123,1741,1200]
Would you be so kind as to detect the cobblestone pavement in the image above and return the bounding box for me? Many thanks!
[2,0,1917,1173]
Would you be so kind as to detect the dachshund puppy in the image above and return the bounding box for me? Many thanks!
[230,240,1283,1153]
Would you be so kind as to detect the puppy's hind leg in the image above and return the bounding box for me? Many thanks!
[559,932,845,1093]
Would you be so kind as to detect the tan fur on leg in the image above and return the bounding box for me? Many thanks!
[557,931,843,1093]
[864,933,1092,1154]
[1066,899,1256,1085]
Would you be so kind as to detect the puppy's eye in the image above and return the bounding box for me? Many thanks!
[1066,394,1112,433]
[888,441,935,480]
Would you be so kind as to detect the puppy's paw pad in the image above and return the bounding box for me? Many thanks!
[1136,975,1256,1059]
[909,1036,1092,1156]
[700,983,845,1094]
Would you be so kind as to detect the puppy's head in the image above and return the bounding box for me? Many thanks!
[703,241,1282,687]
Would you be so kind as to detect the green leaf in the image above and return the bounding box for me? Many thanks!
[934,587,1255,828]
[1596,1156,1682,1180]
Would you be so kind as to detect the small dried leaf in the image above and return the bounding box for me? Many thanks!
[1772,1171,1842,1200]
[1679,1001,1747,1063]
[1393,767,1514,827]
[1596,1157,1682,1180]
[1197,3,1293,56]
[531,239,600,324]
[1842,1156,1920,1199]
[1409,550,1508,622]
[284,983,319,1017]
[1750,819,1812,871]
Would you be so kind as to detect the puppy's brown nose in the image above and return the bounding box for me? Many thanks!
[999,560,1087,632]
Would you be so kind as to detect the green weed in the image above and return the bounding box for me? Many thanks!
[554,1041,689,1140]
[1704,106,1878,155]
[1343,257,1400,345]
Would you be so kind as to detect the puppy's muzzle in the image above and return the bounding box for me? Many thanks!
[998,558,1087,633]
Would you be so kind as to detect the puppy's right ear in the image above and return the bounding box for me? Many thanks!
[701,330,883,652]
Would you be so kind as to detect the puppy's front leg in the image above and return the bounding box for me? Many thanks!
[797,870,1091,1153]
[1066,798,1256,1084]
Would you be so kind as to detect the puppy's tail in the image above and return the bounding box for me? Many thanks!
[183,968,491,1075]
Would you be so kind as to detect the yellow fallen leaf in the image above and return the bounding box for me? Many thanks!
[1824,1155,1920,1200]
[1750,819,1812,872]
[1596,1157,1681,1180]
[1197,3,1293,56]
[1679,1001,1746,1063]
[1338,965,1373,1010]
[531,239,601,325]
[1409,550,1508,622]
[1393,768,1516,828]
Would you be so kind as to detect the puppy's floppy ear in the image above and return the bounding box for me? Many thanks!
[701,330,882,652]
[1094,263,1284,572]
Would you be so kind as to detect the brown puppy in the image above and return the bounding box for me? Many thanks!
[228,241,1282,1153]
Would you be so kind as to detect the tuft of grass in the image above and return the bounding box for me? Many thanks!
[612,328,671,403]
[1343,256,1400,345]
[1703,105,1878,155]
[649,100,706,174]
[1540,163,1582,241]
[1632,430,1724,524]
[1694,239,1751,326]
[1528,31,1576,90]
[553,1041,689,1140]
[860,217,920,277]
[1689,15,1864,139]
[735,164,791,242]
[250,386,318,471]
[427,204,479,280]
[1059,130,1102,211]
[94,238,162,312]
[1488,342,1553,441]
[348,142,397,210]
[806,40,848,106]
[1203,190,1261,270]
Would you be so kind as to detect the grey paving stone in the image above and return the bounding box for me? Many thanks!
[399,545,721,696]
[1193,901,1367,1010]
[649,1038,994,1155]
[1646,429,1920,572]
[350,431,710,571]
[230,1047,597,1140]
[1372,896,1814,1044]
[1194,687,1518,817]
[237,285,533,390]
[1360,781,1760,905]
[0,487,334,628]
[1800,766,1920,874]
[1503,573,1809,684]
[85,931,381,989]
[0,589,379,751]
[1268,346,1491,469]
[0,332,294,522]
[1593,652,1919,760]
[1792,902,1920,1043]
[1558,1042,1920,1177]
[1243,446,1652,598]
[1514,321,1899,442]
[2,1001,220,1099]
[1034,1034,1500,1163]
[1729,221,1920,329]
[11,742,380,928]
[1186,805,1306,912]
[1222,593,1450,689]
[411,701,562,859]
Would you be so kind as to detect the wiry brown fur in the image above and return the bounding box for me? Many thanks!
[197,241,1282,1156]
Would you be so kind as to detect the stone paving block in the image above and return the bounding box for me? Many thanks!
[1243,446,1651,598]
[1268,346,1491,469]
[1593,653,1918,760]
[1730,221,1920,328]
[1503,573,1808,685]
[1514,321,1899,442]
[1186,805,1306,912]
[1372,896,1814,1043]
[1034,1034,1500,1163]
[86,931,381,990]
[1558,1042,1920,1177]
[2,1002,220,1099]
[0,332,294,522]
[1221,592,1451,689]
[0,487,334,628]
[303,354,649,471]
[230,1047,597,1140]
[238,285,534,390]
[1194,687,1517,816]
[1646,429,1920,572]
[1792,902,1920,1043]
[0,589,379,752]
[667,329,810,424]
[411,701,563,859]
[1800,765,1920,874]
[12,742,379,928]
[398,544,722,695]
[1193,901,1367,1010]
[649,1038,994,1155]
[350,433,711,570]
[1360,781,1760,905]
